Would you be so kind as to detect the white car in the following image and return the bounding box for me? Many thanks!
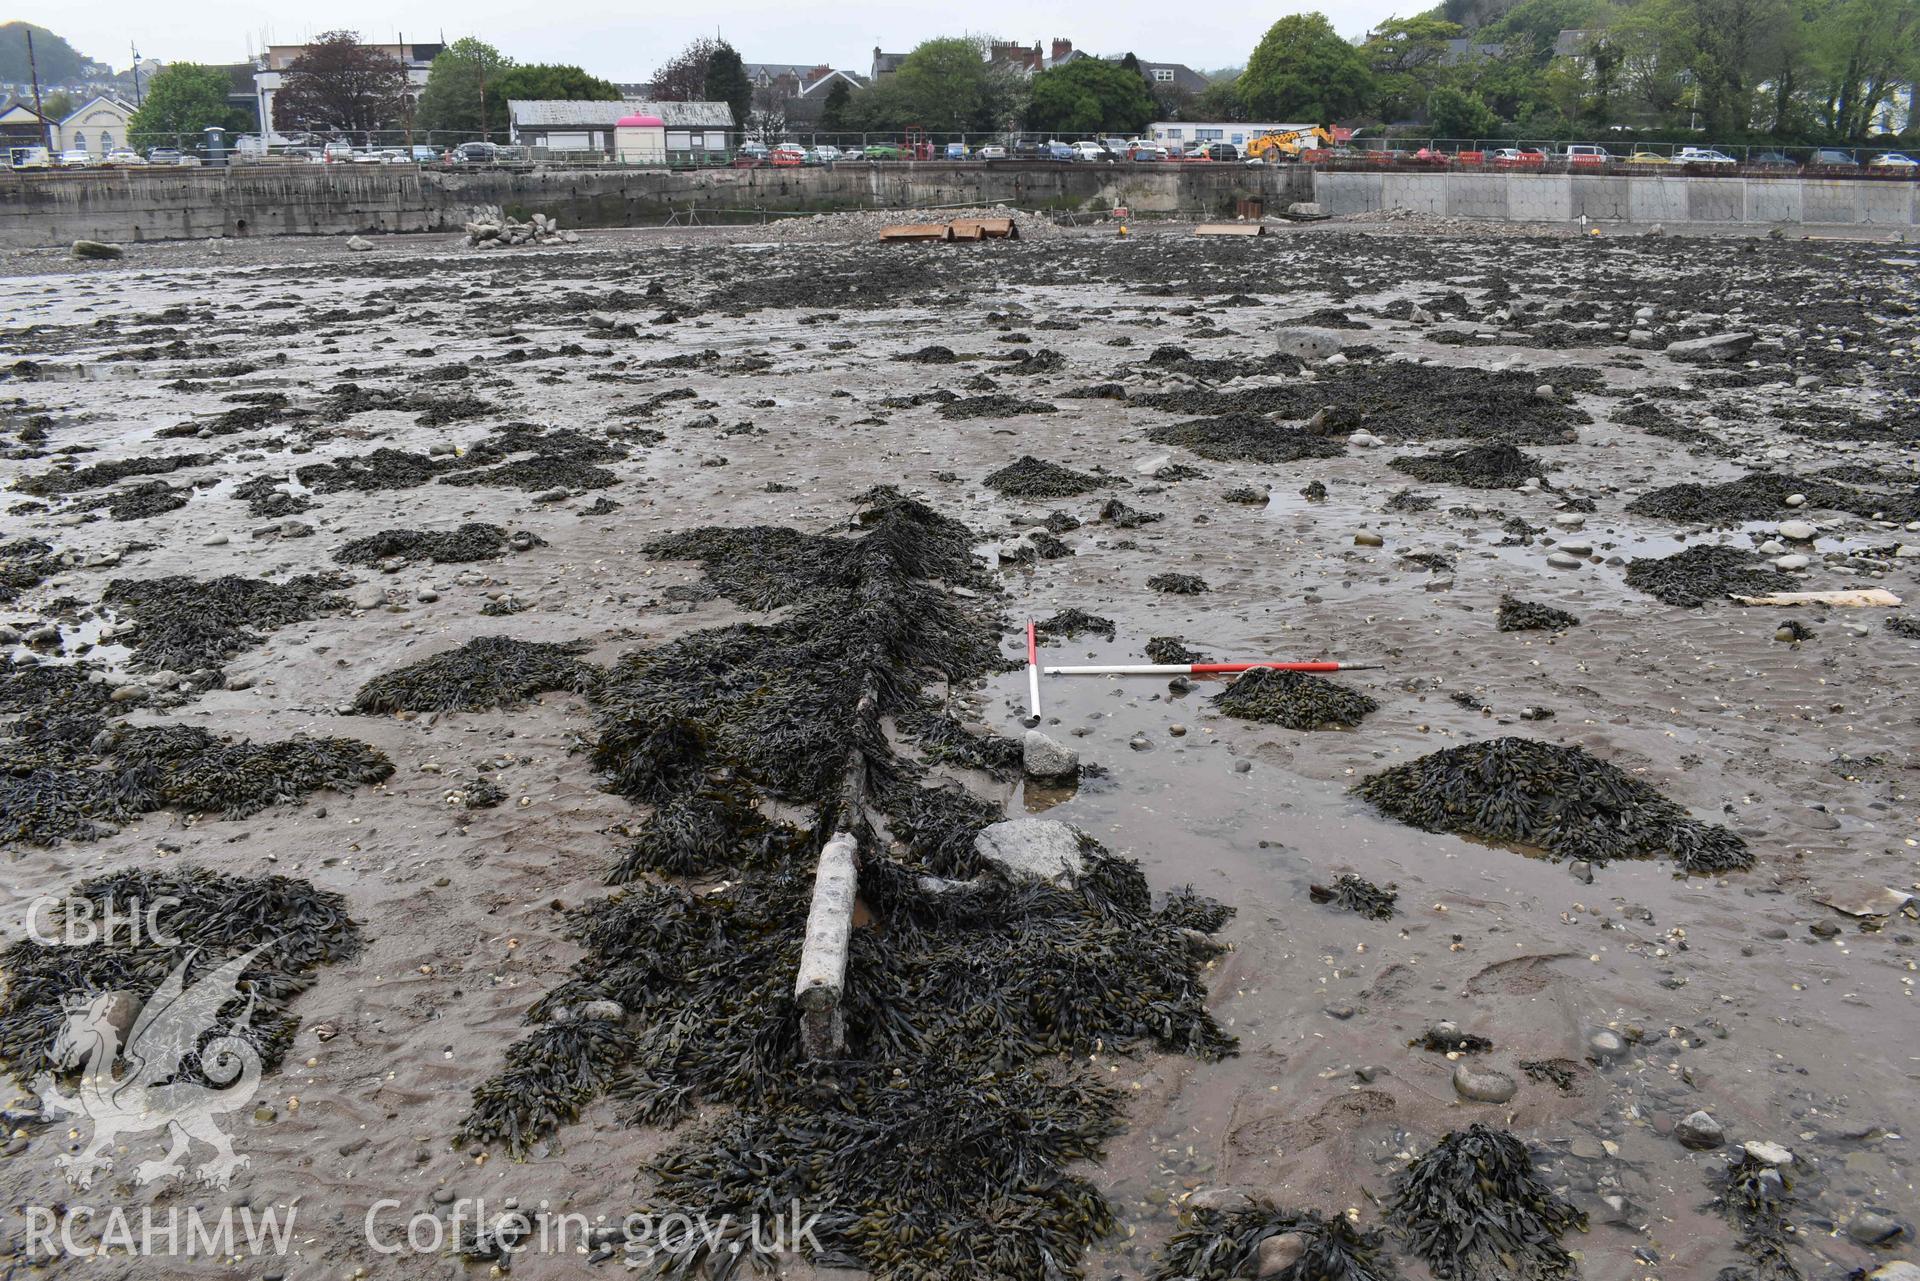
[1675,147,1737,166]
[1869,152,1917,168]
[811,145,842,162]
[56,150,92,168]
[976,144,1007,159]
[102,149,146,166]
[1072,141,1111,162]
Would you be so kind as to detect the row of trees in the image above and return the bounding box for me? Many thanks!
[696,3,1911,146]
[126,30,621,143]
[1219,0,1915,141]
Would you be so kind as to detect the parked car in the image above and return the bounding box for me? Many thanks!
[976,144,1007,160]
[410,145,438,162]
[1810,148,1858,166]
[1045,141,1076,161]
[1675,147,1737,166]
[102,148,145,166]
[1197,142,1237,162]
[861,143,901,160]
[1869,152,1917,168]
[1071,140,1107,162]
[771,144,808,167]
[1563,143,1614,164]
[56,150,92,168]
[1622,151,1672,165]
[147,147,182,164]
[812,145,843,162]
[1750,151,1798,169]
[1126,142,1167,161]
[944,142,969,160]
[453,141,498,165]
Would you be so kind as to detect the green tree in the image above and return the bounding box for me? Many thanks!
[128,63,247,148]
[1025,58,1156,133]
[1239,13,1376,121]
[847,37,1028,132]
[819,77,853,131]
[493,64,620,102]
[1428,83,1499,135]
[0,22,88,83]
[274,30,407,134]
[1364,15,1466,119]
[1810,0,1920,137]
[651,39,714,101]
[1190,77,1251,121]
[1483,0,1605,64]
[704,41,751,127]
[416,38,511,138]
[40,90,74,121]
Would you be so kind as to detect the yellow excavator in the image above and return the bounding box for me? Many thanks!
[1245,126,1334,162]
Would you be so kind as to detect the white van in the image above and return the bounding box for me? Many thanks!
[1563,144,1613,164]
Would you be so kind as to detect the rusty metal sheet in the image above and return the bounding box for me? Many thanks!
[879,223,953,242]
[951,217,1017,240]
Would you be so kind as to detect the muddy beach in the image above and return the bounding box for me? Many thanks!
[1,219,1916,1281]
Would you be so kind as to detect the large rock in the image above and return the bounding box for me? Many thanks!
[973,818,1085,885]
[1666,332,1755,362]
[1021,730,1080,782]
[72,240,124,260]
[1255,1232,1307,1278]
[1675,1110,1725,1150]
[346,235,373,252]
[1274,328,1349,361]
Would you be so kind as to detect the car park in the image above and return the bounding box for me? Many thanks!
[1869,152,1916,168]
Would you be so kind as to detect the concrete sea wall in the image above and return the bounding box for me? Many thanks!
[1313,170,1920,229]
[0,163,1313,249]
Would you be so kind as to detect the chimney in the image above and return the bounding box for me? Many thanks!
[1051,38,1072,63]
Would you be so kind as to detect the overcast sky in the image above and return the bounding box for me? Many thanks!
[33,2,1407,82]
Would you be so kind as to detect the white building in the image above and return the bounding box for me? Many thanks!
[55,95,136,157]
[509,99,734,155]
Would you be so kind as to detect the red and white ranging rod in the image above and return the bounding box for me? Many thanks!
[1024,620,1043,722]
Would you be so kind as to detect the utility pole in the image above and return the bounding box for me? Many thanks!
[131,44,143,105]
[476,49,487,143]
[26,29,50,149]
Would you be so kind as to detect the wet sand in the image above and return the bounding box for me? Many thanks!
[1,222,1916,1280]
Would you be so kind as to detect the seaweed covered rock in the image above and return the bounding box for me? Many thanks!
[1707,1147,1801,1281]
[102,573,350,672]
[1037,609,1116,641]
[1149,572,1209,595]
[352,636,599,713]
[0,867,361,1084]
[334,523,516,565]
[1153,1200,1395,1281]
[1352,736,1750,872]
[1100,497,1162,528]
[1310,873,1398,920]
[983,455,1104,498]
[1,537,60,605]
[0,718,392,846]
[1387,1124,1586,1281]
[1496,595,1581,632]
[1624,545,1794,608]
[1214,668,1378,730]
[15,453,208,498]
[1146,414,1346,464]
[1146,636,1203,665]
[1627,470,1920,526]
[1389,442,1546,490]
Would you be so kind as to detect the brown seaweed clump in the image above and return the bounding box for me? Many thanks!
[101,573,351,672]
[1148,572,1209,595]
[1,537,59,604]
[352,636,598,713]
[1146,636,1203,665]
[1389,442,1546,490]
[1352,736,1750,873]
[1214,669,1378,730]
[1387,1125,1586,1281]
[1707,1150,1801,1281]
[1627,470,1920,525]
[1037,609,1116,641]
[333,523,515,565]
[0,718,393,847]
[1623,545,1794,608]
[1146,414,1346,464]
[0,867,362,1084]
[983,454,1103,497]
[1496,595,1581,632]
[1310,873,1398,920]
[1153,1200,1395,1281]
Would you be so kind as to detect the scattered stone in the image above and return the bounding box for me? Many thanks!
[1021,730,1079,782]
[72,240,124,260]
[972,818,1085,885]
[1452,1063,1518,1103]
[1676,1110,1725,1150]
